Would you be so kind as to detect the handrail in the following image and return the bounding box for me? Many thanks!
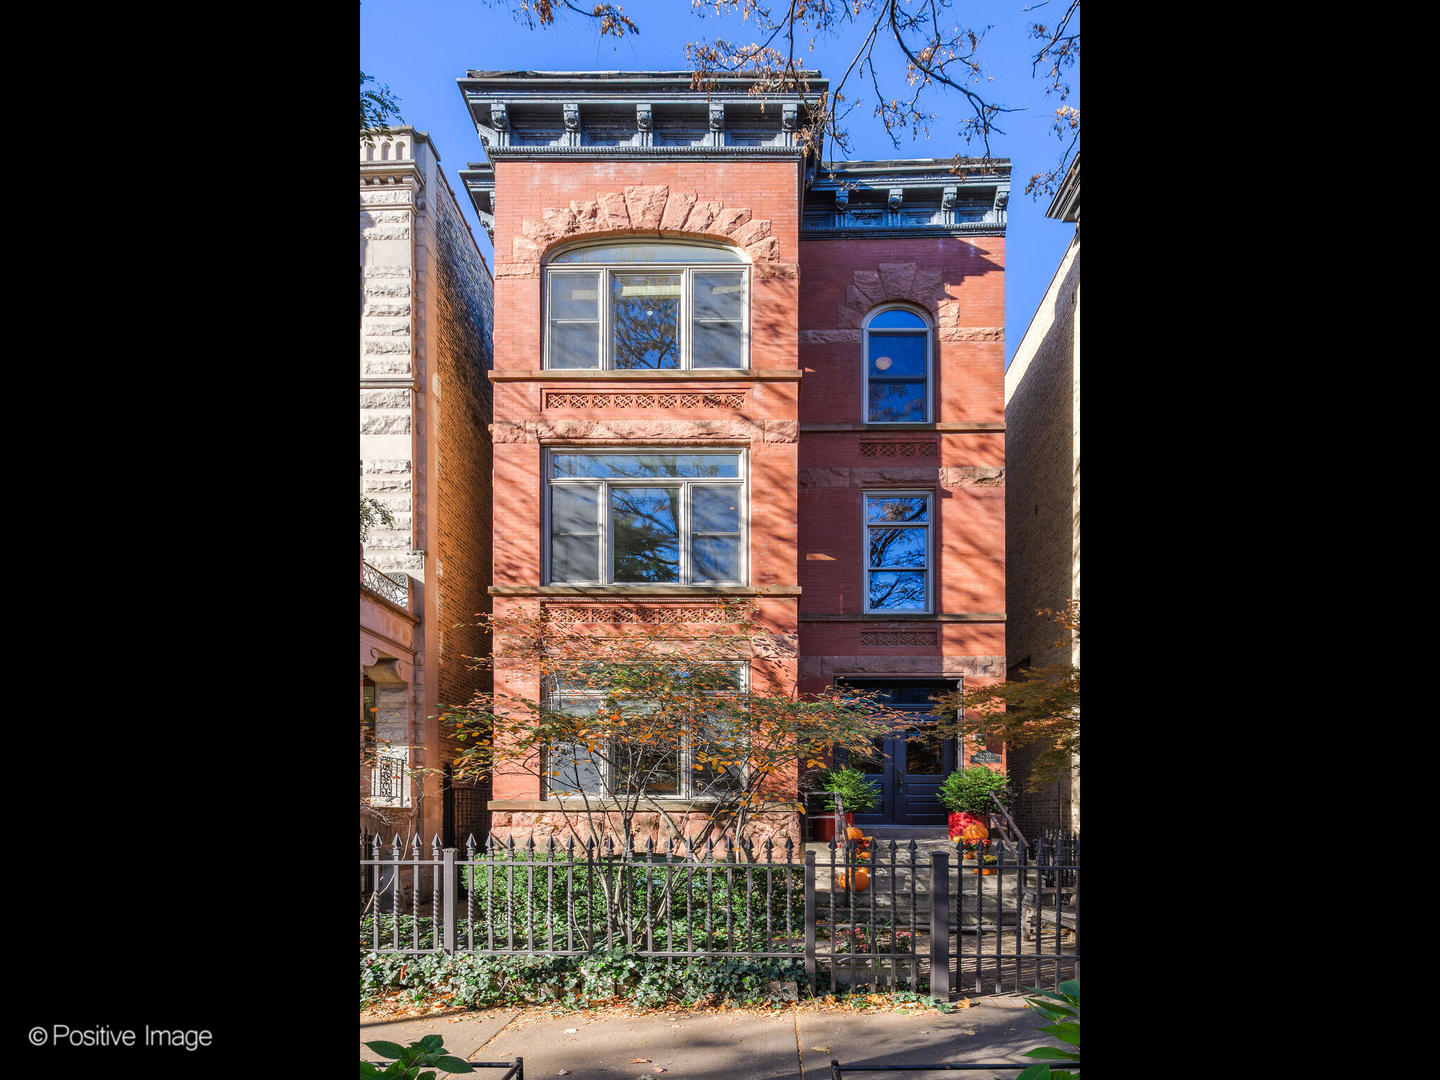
[989,792,1026,849]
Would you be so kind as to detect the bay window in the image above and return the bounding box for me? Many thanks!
[546,242,748,370]
[546,450,745,585]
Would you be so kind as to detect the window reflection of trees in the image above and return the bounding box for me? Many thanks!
[548,453,743,585]
[866,494,929,611]
[611,273,681,369]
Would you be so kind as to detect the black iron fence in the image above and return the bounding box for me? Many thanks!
[359,832,1079,1000]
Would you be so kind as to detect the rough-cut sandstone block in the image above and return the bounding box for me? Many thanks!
[729,217,771,248]
[798,330,861,343]
[753,260,797,279]
[364,339,410,355]
[659,191,697,231]
[939,327,1004,341]
[878,262,918,299]
[364,302,410,318]
[912,268,944,302]
[939,466,1005,486]
[745,236,781,262]
[714,207,752,235]
[684,199,722,233]
[512,236,542,263]
[752,632,799,659]
[623,184,669,229]
[361,413,411,434]
[361,389,410,409]
[366,319,411,336]
[541,205,578,236]
[835,304,866,329]
[849,270,883,307]
[936,300,962,326]
[598,191,631,229]
[363,357,411,375]
[570,200,600,230]
[521,217,558,244]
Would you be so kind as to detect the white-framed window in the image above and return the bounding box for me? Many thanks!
[546,449,746,585]
[545,241,749,370]
[862,306,932,423]
[863,491,933,613]
[544,663,748,800]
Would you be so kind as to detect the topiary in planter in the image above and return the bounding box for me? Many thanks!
[936,765,1013,815]
[817,765,881,813]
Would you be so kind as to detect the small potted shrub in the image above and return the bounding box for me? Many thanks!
[812,765,880,840]
[937,765,1013,840]
[976,853,1000,876]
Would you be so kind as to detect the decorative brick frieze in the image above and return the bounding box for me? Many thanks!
[858,441,938,458]
[543,604,751,625]
[543,391,746,411]
[859,631,938,647]
[491,418,797,443]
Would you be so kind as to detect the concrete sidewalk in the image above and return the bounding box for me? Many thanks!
[359,997,1053,1079]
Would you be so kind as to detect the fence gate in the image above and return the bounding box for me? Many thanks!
[442,765,487,864]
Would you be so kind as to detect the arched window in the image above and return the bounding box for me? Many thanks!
[545,241,748,370]
[863,306,932,424]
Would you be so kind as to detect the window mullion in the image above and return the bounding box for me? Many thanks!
[679,481,691,585]
[600,269,612,370]
[681,268,692,371]
[600,479,611,585]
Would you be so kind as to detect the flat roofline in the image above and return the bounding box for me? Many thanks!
[464,69,825,81]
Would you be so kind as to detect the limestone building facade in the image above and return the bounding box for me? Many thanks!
[361,127,496,857]
[1002,155,1079,837]
[458,72,1008,845]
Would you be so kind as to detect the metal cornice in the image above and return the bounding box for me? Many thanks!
[1045,154,1080,223]
[483,145,807,160]
[799,224,1007,238]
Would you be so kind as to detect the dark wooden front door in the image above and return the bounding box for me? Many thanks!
[842,680,957,827]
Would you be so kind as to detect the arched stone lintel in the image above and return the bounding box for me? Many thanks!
[510,186,781,267]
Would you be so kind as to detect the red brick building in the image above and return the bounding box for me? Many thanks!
[458,71,1007,844]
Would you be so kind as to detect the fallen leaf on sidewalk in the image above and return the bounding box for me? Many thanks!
[629,1059,651,1064]
[811,1046,830,1052]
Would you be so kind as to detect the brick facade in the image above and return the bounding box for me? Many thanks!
[459,72,1007,845]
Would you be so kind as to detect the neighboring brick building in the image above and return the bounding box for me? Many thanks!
[361,127,495,860]
[458,72,1007,845]
[1002,155,1079,837]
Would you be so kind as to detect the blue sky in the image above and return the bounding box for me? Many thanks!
[360,0,1078,369]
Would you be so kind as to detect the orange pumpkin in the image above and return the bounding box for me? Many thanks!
[836,868,871,891]
[846,826,866,842]
[959,822,989,843]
